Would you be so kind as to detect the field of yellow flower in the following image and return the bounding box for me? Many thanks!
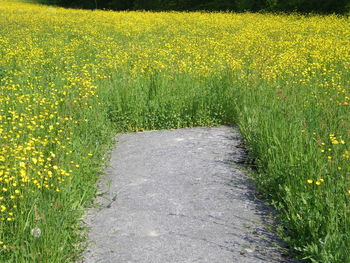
[0,0,349,262]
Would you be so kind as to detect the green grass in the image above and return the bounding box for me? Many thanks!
[87,68,350,262]
[3,70,350,263]
[102,70,341,262]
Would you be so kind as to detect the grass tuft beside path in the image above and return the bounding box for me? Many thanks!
[0,1,349,262]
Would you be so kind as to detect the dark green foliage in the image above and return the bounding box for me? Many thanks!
[238,0,266,11]
[263,0,349,13]
[38,0,97,9]
[36,0,350,13]
[105,0,134,10]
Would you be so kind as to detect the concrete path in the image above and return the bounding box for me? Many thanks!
[81,126,296,263]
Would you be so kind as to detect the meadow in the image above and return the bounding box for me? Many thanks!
[0,0,349,262]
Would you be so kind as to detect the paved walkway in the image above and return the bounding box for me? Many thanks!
[81,126,296,263]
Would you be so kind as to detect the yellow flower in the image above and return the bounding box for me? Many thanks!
[307,179,313,184]
[20,169,26,177]
[315,181,321,186]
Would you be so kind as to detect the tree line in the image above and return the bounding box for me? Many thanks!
[38,0,350,14]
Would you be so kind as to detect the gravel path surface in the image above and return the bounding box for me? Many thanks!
[81,126,297,263]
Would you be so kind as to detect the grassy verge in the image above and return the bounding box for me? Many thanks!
[0,1,349,262]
